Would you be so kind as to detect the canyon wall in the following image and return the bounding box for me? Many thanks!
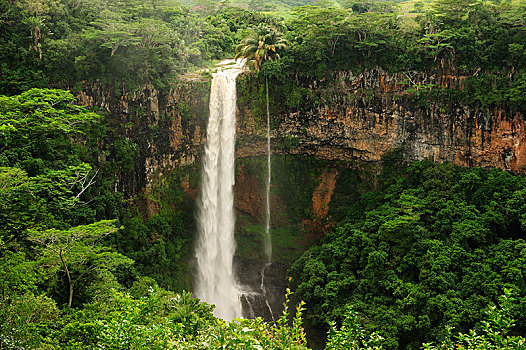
[77,78,210,198]
[237,69,525,173]
[77,69,525,200]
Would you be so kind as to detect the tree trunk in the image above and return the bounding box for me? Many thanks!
[68,281,74,307]
[59,250,74,307]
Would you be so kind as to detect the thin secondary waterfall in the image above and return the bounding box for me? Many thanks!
[195,60,244,321]
[260,77,275,321]
[264,77,272,261]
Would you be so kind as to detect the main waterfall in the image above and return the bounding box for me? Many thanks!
[195,60,244,320]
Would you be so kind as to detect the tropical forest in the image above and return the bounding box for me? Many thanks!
[1,0,526,349]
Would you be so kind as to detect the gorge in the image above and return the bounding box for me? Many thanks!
[2,0,526,347]
[75,69,525,199]
[74,67,526,325]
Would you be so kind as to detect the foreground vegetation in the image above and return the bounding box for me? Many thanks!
[2,273,525,349]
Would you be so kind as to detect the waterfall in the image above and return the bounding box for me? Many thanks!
[260,262,275,321]
[195,59,244,321]
[264,77,272,262]
[259,77,275,321]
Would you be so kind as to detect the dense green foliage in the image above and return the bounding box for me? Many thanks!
[0,88,121,345]
[0,89,193,346]
[113,168,197,291]
[281,1,526,74]
[3,0,525,107]
[290,158,526,349]
[422,289,526,349]
[4,90,524,348]
[235,24,287,71]
[232,1,526,115]
[0,85,198,294]
[0,89,112,239]
[0,0,283,94]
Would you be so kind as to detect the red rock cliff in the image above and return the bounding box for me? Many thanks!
[237,69,525,173]
[78,69,525,199]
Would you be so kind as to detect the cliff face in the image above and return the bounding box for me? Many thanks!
[78,69,524,200]
[237,69,526,173]
[77,79,210,198]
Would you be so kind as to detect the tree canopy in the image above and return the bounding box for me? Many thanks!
[290,160,526,349]
[235,24,287,71]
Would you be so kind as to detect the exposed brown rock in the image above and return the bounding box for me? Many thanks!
[76,80,209,197]
[146,197,159,217]
[77,69,525,200]
[181,174,197,198]
[169,113,183,150]
[312,169,339,220]
[264,70,526,173]
[299,169,340,240]
[234,164,264,219]
[236,143,266,158]
[233,164,290,227]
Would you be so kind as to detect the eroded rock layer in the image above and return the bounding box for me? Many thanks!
[237,69,525,173]
[77,69,524,199]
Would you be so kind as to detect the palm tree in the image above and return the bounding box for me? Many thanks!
[235,26,286,262]
[234,25,287,72]
[22,16,49,60]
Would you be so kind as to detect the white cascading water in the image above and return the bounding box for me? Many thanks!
[195,59,244,320]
